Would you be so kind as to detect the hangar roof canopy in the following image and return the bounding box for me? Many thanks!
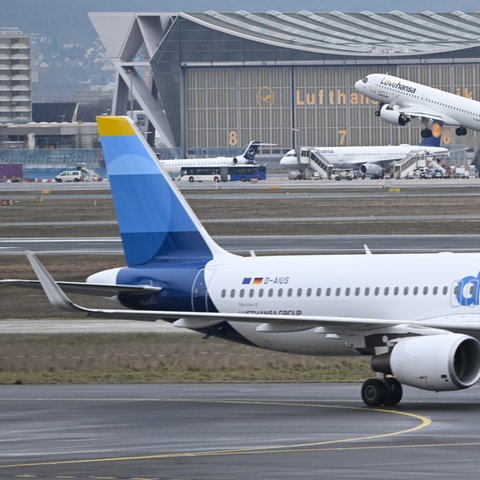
[181,10,480,56]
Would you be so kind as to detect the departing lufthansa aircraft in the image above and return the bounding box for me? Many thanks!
[6,116,480,407]
[158,141,262,175]
[355,73,480,137]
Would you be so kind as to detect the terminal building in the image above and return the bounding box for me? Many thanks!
[90,10,480,158]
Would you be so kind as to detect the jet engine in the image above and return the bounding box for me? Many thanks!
[371,333,480,391]
[360,163,384,177]
[379,104,411,126]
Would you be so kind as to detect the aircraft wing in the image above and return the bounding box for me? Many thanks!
[15,251,480,335]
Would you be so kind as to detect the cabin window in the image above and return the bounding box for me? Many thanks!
[221,289,226,298]
[326,287,331,297]
[433,286,438,295]
[374,287,380,296]
[297,288,303,297]
[364,287,370,296]
[443,286,448,295]
[384,287,389,296]
[345,287,351,297]
[287,288,293,297]
[413,286,419,295]
[258,289,264,298]
[394,286,399,295]
[268,288,273,297]
[335,287,341,296]
[249,289,254,298]
[316,287,322,296]
[278,288,283,297]
[403,286,409,295]
[239,289,245,298]
[306,288,312,297]
[230,289,235,298]
[423,286,429,295]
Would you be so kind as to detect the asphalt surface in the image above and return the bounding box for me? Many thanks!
[2,234,480,255]
[1,383,480,479]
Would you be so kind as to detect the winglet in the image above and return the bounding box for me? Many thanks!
[25,251,81,313]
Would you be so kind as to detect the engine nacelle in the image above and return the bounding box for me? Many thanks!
[360,163,384,176]
[371,334,480,391]
[379,104,411,126]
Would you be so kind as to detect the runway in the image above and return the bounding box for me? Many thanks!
[2,234,480,254]
[0,383,480,479]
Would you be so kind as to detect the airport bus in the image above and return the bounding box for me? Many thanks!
[179,165,266,182]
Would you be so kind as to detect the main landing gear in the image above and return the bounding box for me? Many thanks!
[361,377,403,407]
[421,126,468,137]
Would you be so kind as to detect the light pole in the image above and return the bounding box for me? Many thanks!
[125,67,135,119]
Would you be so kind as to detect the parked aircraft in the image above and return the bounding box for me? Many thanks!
[355,73,480,137]
[280,141,448,178]
[158,141,262,175]
[6,115,480,407]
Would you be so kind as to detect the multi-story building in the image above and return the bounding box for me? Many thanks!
[0,30,31,123]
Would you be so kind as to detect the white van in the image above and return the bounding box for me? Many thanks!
[54,170,82,182]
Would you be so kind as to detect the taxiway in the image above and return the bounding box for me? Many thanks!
[0,383,479,479]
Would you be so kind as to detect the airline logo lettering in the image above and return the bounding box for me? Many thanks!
[456,272,480,306]
[380,77,417,94]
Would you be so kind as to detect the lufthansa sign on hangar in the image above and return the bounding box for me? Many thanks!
[90,10,480,154]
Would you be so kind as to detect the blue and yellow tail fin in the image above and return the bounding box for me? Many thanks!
[97,116,231,267]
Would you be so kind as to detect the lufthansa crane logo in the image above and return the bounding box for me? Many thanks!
[256,86,275,110]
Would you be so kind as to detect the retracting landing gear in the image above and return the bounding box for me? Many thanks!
[361,377,403,407]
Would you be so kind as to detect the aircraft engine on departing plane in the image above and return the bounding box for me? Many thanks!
[371,333,480,391]
[359,163,384,176]
[378,104,411,126]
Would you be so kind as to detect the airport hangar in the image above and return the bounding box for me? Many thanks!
[90,10,480,159]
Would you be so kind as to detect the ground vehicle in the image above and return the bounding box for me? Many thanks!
[54,170,82,182]
[54,165,100,182]
[180,165,266,182]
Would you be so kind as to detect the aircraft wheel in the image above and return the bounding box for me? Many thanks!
[455,126,467,136]
[188,176,195,183]
[420,128,432,138]
[383,378,403,406]
[361,379,386,407]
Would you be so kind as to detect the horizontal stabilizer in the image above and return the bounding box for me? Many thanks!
[0,279,162,297]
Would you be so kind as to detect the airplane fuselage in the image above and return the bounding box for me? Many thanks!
[92,251,480,356]
[280,145,447,170]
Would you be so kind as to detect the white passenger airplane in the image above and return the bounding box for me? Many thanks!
[280,141,448,178]
[355,73,480,137]
[5,116,480,407]
[158,141,262,175]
